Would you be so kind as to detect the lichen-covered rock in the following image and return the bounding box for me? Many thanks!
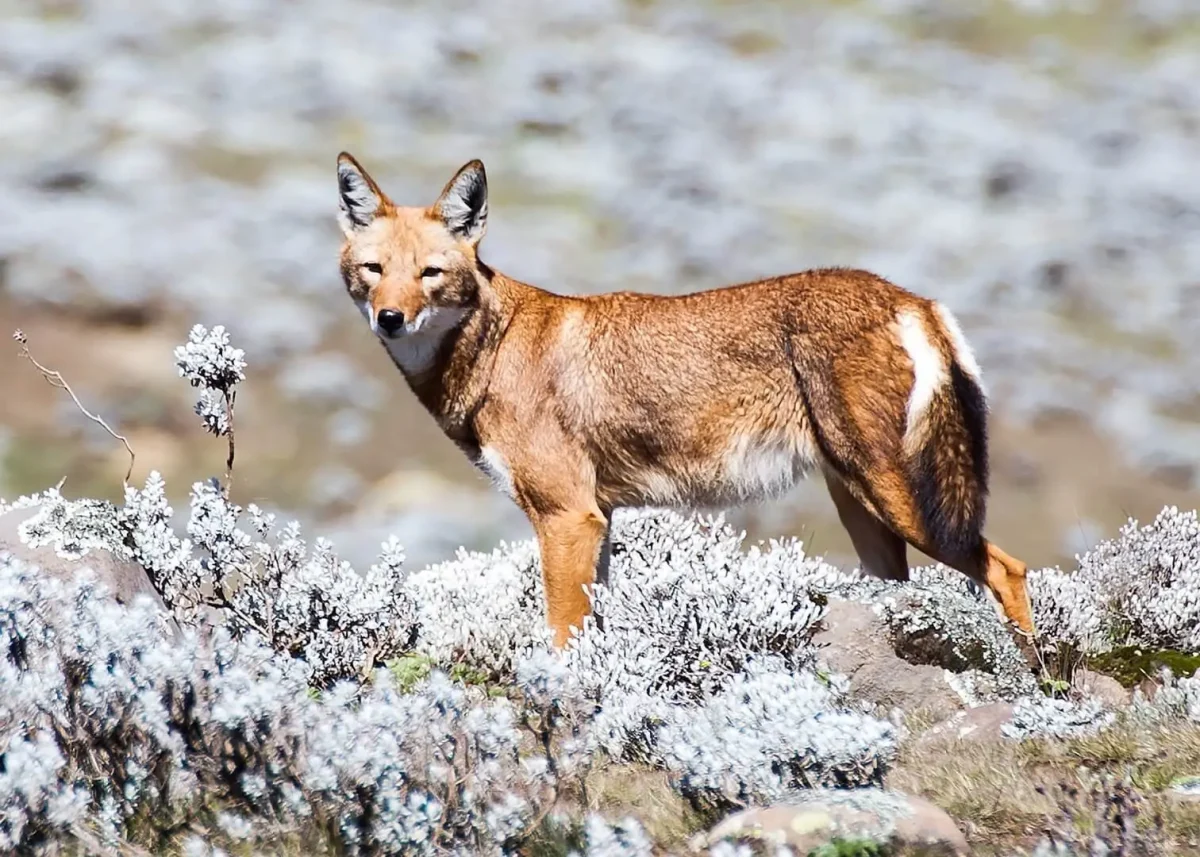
[693,788,968,856]
[1072,668,1132,709]
[0,503,170,620]
[812,598,964,722]
[832,566,1041,700]
[918,703,1017,746]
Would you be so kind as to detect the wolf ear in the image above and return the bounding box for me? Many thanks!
[433,159,488,244]
[337,152,385,235]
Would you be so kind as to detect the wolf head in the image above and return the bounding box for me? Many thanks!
[336,153,489,345]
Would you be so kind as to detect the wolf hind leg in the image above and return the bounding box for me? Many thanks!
[822,467,909,582]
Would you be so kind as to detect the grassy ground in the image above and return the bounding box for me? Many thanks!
[888,716,1200,854]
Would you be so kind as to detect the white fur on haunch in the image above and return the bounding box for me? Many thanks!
[932,302,985,393]
[895,309,947,450]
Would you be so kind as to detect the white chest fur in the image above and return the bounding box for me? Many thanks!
[477,445,515,498]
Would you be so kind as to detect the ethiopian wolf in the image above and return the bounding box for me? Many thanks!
[334,153,1035,649]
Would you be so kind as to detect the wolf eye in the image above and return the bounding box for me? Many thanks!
[361,262,383,275]
[420,266,444,279]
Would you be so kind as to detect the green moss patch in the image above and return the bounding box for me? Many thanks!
[1088,648,1200,688]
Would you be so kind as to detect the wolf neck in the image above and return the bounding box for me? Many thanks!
[383,270,519,445]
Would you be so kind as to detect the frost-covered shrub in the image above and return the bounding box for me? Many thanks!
[1001,695,1115,740]
[405,540,553,678]
[657,659,897,808]
[0,553,578,855]
[568,510,833,703]
[842,565,1040,699]
[1070,507,1200,653]
[576,815,654,857]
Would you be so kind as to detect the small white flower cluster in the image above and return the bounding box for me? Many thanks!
[1025,507,1200,658]
[0,553,574,855]
[174,323,246,437]
[1001,695,1116,740]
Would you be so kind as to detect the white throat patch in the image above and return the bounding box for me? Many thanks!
[356,298,468,375]
[383,307,469,375]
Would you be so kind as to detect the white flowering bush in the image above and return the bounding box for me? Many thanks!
[10,471,417,688]
[1129,669,1200,724]
[1001,696,1116,740]
[657,659,897,809]
[0,552,584,855]
[398,510,899,802]
[405,540,552,678]
[1067,507,1200,653]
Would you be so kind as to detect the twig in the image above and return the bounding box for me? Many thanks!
[223,388,236,499]
[13,329,136,487]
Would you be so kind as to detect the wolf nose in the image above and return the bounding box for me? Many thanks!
[376,308,405,336]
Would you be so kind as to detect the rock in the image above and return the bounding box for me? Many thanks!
[920,702,1016,745]
[1168,776,1200,804]
[0,504,174,628]
[1072,668,1132,709]
[813,599,963,721]
[691,787,968,856]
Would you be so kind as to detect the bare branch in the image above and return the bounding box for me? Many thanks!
[223,388,236,499]
[13,328,136,487]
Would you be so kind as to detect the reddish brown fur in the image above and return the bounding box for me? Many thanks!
[335,153,1035,650]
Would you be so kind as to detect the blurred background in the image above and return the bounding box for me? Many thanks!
[1,0,1199,574]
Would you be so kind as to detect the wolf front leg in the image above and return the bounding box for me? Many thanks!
[532,506,609,649]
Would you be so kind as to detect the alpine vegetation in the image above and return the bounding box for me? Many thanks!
[4,322,1200,853]
[0,554,580,855]
[1067,507,1200,653]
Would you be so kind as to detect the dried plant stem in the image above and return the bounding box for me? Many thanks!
[223,388,236,499]
[12,329,136,487]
